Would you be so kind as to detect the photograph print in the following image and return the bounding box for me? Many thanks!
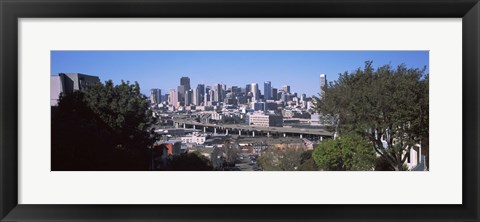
[50,50,429,171]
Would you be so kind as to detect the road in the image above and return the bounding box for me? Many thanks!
[234,154,260,171]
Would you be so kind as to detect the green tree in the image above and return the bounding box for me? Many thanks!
[313,134,376,171]
[52,80,152,170]
[257,149,282,171]
[221,140,239,167]
[315,61,428,170]
[258,148,308,171]
[297,150,318,171]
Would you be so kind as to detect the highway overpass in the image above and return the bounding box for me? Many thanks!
[172,118,334,140]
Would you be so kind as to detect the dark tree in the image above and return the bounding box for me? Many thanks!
[297,150,318,171]
[221,140,238,167]
[52,80,152,170]
[171,152,213,171]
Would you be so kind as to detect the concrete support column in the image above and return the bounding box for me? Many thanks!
[320,136,323,141]
[252,131,255,137]
[226,129,229,135]
[214,128,217,134]
[239,130,242,136]
[419,145,422,163]
[267,132,270,137]
[193,125,196,129]
[283,133,286,137]
[300,134,303,139]
[183,123,186,129]
[203,127,206,133]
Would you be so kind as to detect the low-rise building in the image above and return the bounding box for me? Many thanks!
[248,112,283,127]
[211,112,224,121]
[154,140,183,156]
[311,113,321,125]
[180,133,207,144]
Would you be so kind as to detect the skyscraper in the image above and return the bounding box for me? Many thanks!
[205,86,211,106]
[282,85,290,94]
[251,83,259,102]
[320,74,327,99]
[192,89,197,105]
[281,92,288,102]
[221,83,227,100]
[180,76,191,90]
[207,90,214,106]
[195,84,205,105]
[185,89,193,106]
[150,88,161,104]
[245,84,252,95]
[177,85,185,105]
[264,81,271,100]
[177,76,191,106]
[230,86,239,96]
[271,88,278,101]
[214,83,222,102]
[169,89,178,107]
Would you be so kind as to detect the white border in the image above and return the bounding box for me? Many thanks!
[19,18,462,204]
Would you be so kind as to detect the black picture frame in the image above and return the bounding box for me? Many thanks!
[1,0,479,221]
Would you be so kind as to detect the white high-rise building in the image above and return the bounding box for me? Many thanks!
[320,74,327,99]
[251,83,259,102]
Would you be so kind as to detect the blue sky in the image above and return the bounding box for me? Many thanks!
[51,51,429,97]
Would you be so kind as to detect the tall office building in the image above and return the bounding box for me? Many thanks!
[177,85,186,105]
[150,88,161,104]
[245,84,252,95]
[177,76,191,105]
[195,84,205,105]
[163,93,169,103]
[281,92,288,102]
[180,76,191,90]
[221,83,227,100]
[169,89,178,107]
[214,83,223,102]
[185,89,193,106]
[192,89,197,105]
[320,74,327,99]
[271,88,278,101]
[251,83,259,102]
[158,89,162,103]
[282,85,291,94]
[207,90,214,106]
[230,86,239,96]
[264,81,271,100]
[205,86,211,105]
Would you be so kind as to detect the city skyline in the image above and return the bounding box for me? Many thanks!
[51,51,429,97]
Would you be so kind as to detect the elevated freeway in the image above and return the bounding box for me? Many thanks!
[172,117,334,139]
